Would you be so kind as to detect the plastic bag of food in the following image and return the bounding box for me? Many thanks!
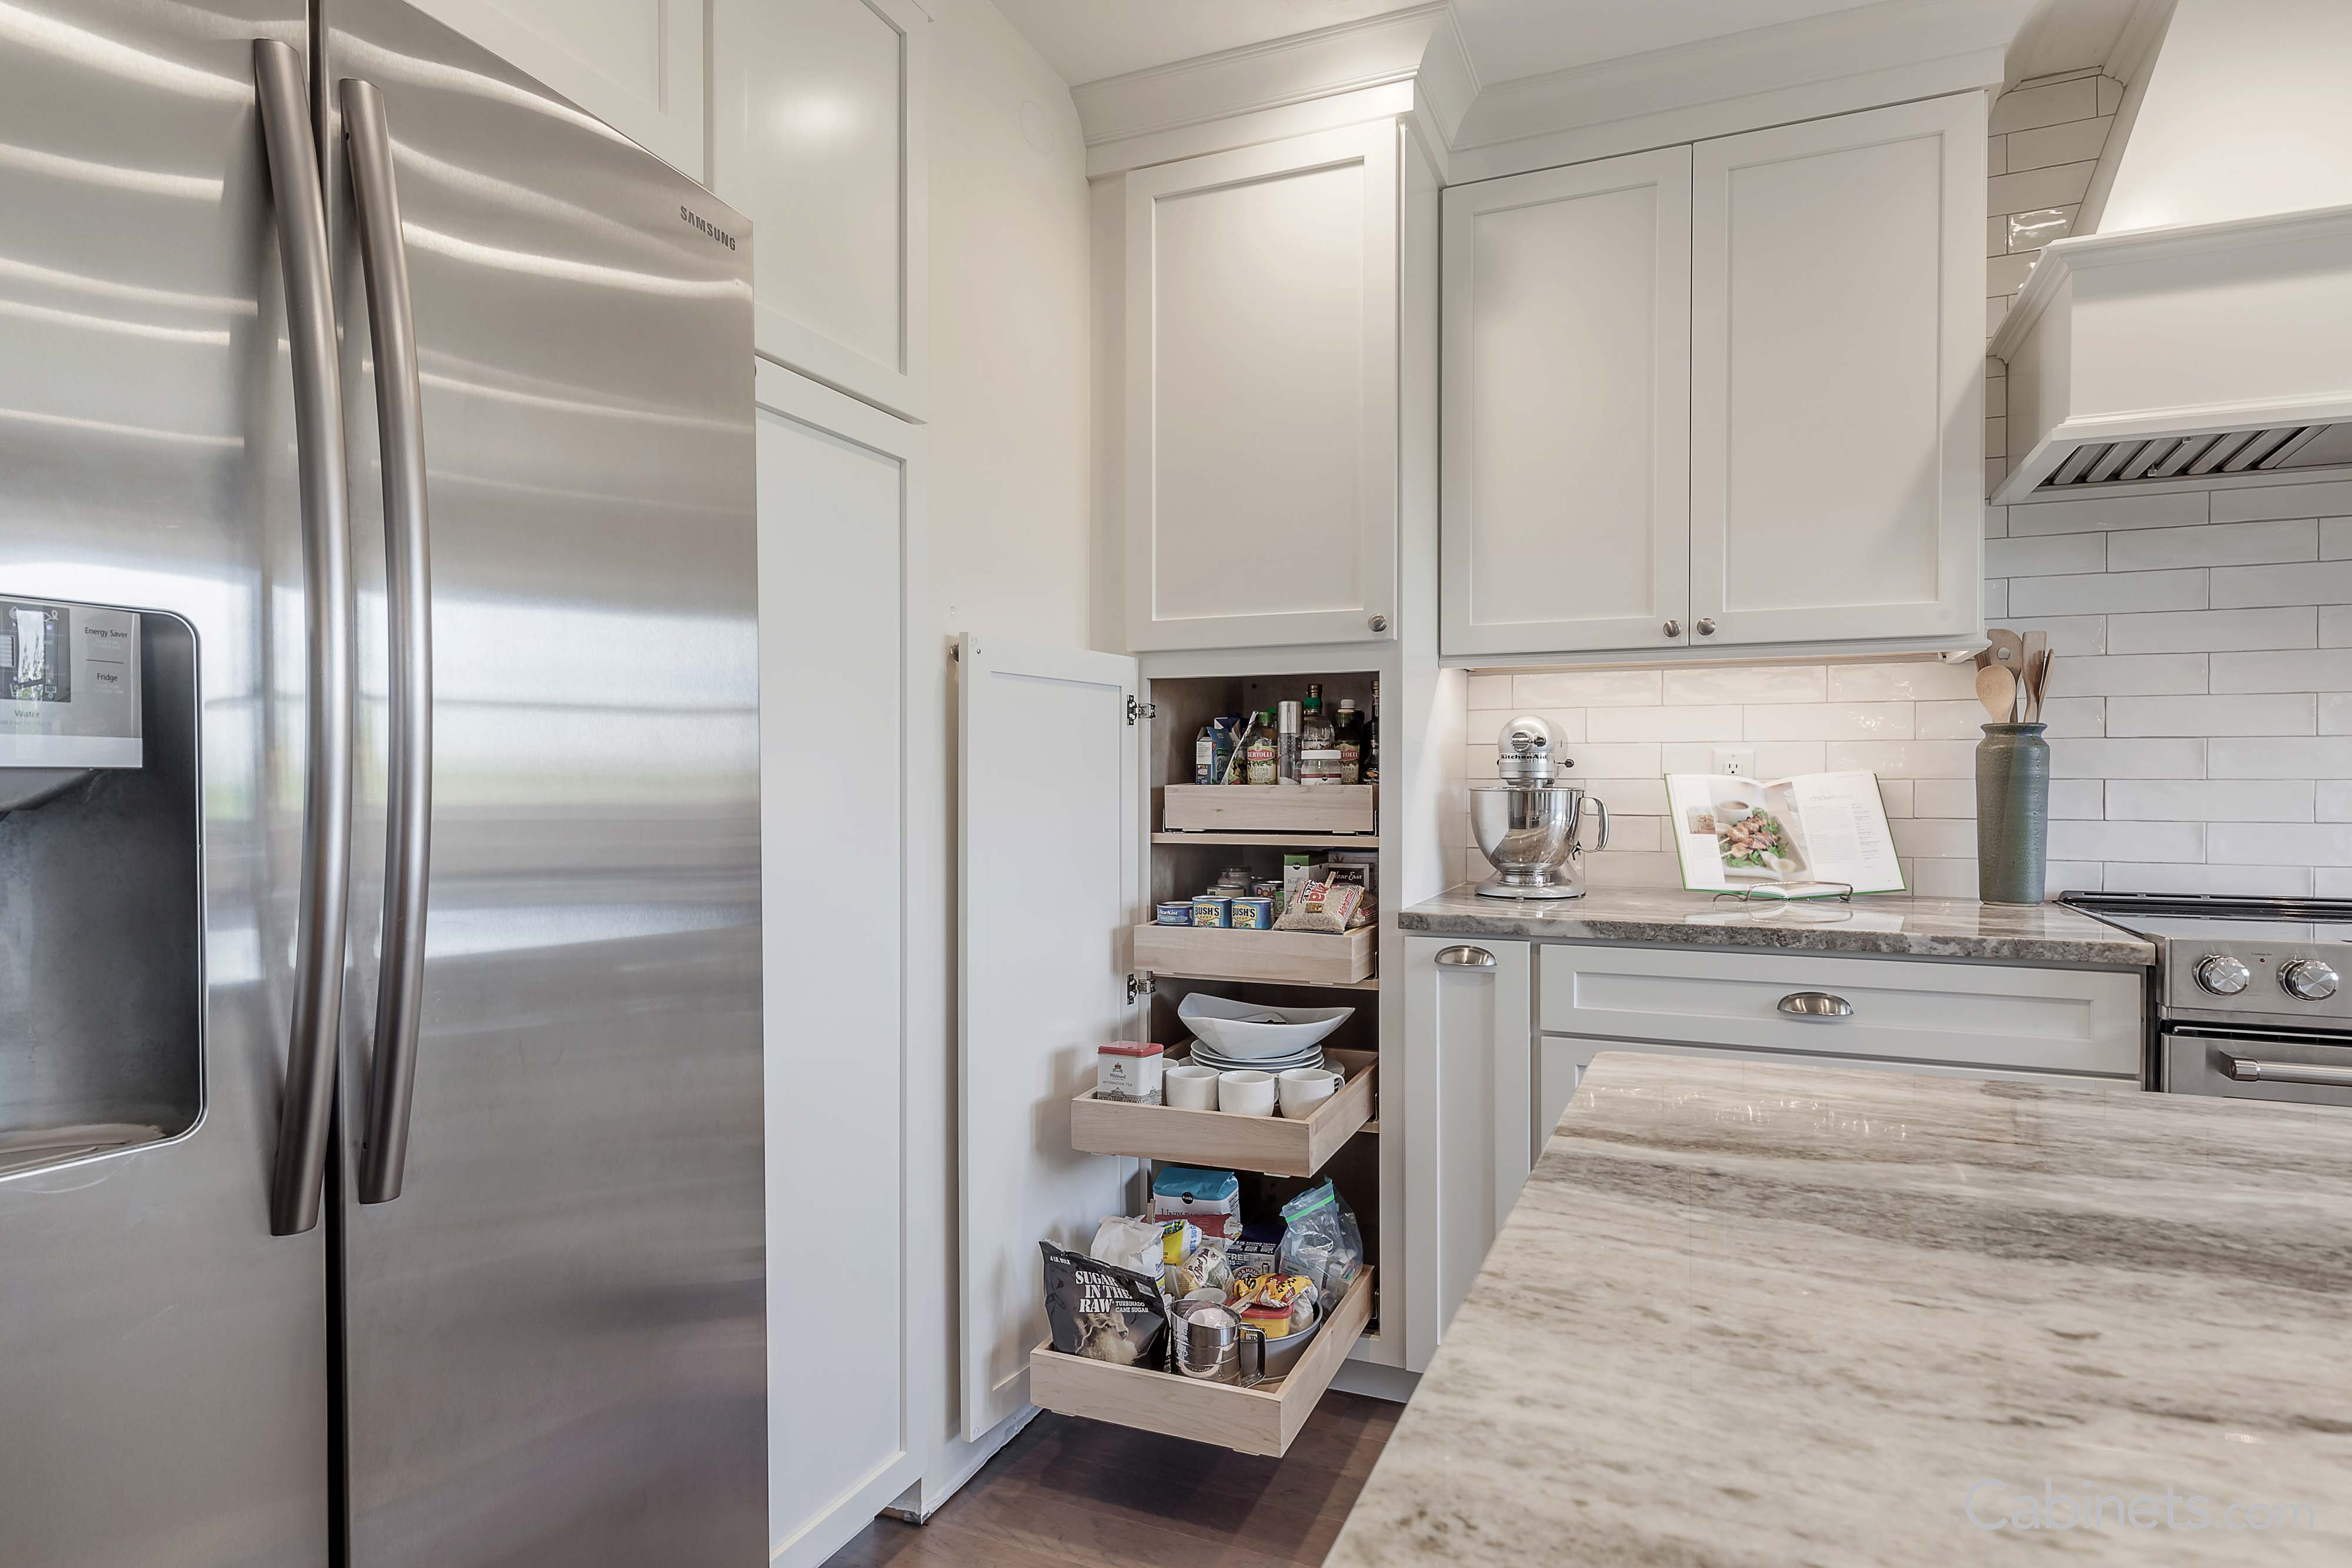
[1274,874,1365,934]
[1041,1241,1167,1368]
[1228,1272,1319,1336]
[1162,1238,1232,1299]
[1088,1216,1170,1278]
[1276,1180,1364,1300]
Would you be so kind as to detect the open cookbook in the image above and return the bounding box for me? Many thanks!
[1665,771,1905,896]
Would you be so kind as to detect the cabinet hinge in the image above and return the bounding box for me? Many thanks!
[1127,696,1155,725]
[1127,971,1155,1004]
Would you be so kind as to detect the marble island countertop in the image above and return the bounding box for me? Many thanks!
[1326,1054,2352,1567]
[1398,885,2154,965]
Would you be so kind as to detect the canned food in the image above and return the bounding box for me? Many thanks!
[1190,895,1233,928]
[1157,901,1197,927]
[1230,896,1275,930]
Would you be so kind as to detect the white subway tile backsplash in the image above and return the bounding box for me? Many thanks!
[2008,490,2207,535]
[1914,777,1975,817]
[2009,569,2206,616]
[2320,782,2352,822]
[2324,607,2352,647]
[2096,76,2123,116]
[2047,738,2207,778]
[1741,702,1913,741]
[2047,820,2206,862]
[1989,162,2096,213]
[1826,661,1982,702]
[2209,823,2352,866]
[1595,815,1663,852]
[2211,560,2352,609]
[2006,114,2113,172]
[2322,517,2352,560]
[1577,777,1669,815]
[1983,580,2009,619]
[1559,742,1663,777]
[2210,737,2352,777]
[1661,665,1825,704]
[1824,740,1977,777]
[1891,818,1976,858]
[1465,673,1514,710]
[1913,696,2102,740]
[1877,779,1915,817]
[2105,517,2317,571]
[1906,859,1981,897]
[2211,479,2352,524]
[1992,614,2109,654]
[2044,653,2206,696]
[1515,669,1660,707]
[2321,693,2352,735]
[2105,781,2316,823]
[1579,852,1685,888]
[1586,705,1742,743]
[2102,862,2313,897]
[2050,779,2105,818]
[1990,75,2096,132]
[1986,532,2105,577]
[2105,694,2316,737]
[2106,607,2316,653]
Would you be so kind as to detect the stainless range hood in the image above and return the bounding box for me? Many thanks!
[1990,0,2352,502]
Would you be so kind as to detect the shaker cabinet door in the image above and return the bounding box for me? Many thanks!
[1441,148,1692,656]
[400,0,706,176]
[1123,123,1399,651]
[713,0,929,419]
[1689,95,1985,647]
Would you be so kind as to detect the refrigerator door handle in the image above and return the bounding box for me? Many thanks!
[342,78,435,1206]
[255,40,355,1239]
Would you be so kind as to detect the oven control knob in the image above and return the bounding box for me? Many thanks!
[2195,955,2251,996]
[2281,959,2340,1001]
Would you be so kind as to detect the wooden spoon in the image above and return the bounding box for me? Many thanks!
[2020,630,2049,721]
[1976,663,2019,723]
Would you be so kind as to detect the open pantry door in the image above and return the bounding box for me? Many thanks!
[957,634,1142,1440]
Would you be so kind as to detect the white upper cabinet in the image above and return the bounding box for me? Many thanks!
[1689,95,1984,647]
[1124,123,1401,652]
[1441,149,1692,657]
[402,0,706,177]
[713,0,929,420]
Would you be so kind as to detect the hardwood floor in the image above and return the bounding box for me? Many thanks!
[821,1393,1399,1568]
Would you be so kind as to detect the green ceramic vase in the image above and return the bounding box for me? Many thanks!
[1977,723,2050,905]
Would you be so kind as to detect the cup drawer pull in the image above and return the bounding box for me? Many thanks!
[1779,991,1853,1018]
[1435,945,1496,969]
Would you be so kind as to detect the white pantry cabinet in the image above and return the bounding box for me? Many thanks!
[1122,122,1406,652]
[1441,149,1693,656]
[1690,95,1985,646]
[753,365,927,1568]
[1439,93,1986,660]
[713,0,930,420]
[401,0,705,176]
[1402,934,1531,1366]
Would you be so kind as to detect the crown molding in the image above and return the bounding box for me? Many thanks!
[1447,0,2030,181]
[1071,4,1450,153]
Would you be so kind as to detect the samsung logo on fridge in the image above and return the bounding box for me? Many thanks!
[679,205,738,252]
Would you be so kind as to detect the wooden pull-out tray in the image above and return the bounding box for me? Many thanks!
[1070,1048,1375,1178]
[1162,784,1376,835]
[1027,1268,1374,1457]
[1132,923,1374,985]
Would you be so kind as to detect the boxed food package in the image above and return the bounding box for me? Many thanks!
[1095,1041,1165,1104]
[1150,1165,1241,1238]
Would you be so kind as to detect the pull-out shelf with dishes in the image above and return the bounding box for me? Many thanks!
[1025,667,1396,1457]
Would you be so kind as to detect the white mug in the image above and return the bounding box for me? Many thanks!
[1166,1064,1220,1111]
[1278,1066,1344,1118]
[1218,1069,1276,1117]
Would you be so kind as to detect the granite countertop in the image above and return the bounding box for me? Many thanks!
[1325,1054,2352,1567]
[1398,885,2154,965]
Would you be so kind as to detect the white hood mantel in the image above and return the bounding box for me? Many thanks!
[1989,0,2352,502]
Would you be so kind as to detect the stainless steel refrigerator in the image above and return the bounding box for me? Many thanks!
[0,4,766,1565]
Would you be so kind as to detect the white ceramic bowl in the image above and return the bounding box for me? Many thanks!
[1178,994,1354,1061]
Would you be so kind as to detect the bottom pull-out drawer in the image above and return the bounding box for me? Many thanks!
[1027,1268,1373,1457]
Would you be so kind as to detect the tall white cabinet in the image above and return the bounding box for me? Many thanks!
[752,366,929,1568]
[1440,93,1985,660]
[713,0,930,419]
[1120,123,1406,652]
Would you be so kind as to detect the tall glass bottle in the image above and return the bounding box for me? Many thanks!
[1362,678,1381,785]
[1332,699,1364,784]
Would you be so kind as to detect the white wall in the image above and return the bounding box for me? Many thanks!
[907,0,1093,1517]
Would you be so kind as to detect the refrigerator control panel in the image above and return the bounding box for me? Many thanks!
[0,596,142,769]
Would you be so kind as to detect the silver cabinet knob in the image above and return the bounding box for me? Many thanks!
[1367,613,1388,633]
[2281,959,2340,1001]
[1435,945,1496,969]
[1696,617,1716,636]
[1778,991,1852,1018]
[1663,619,1681,638]
[2196,954,2251,996]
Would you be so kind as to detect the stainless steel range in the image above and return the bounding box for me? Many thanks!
[2064,894,2352,1105]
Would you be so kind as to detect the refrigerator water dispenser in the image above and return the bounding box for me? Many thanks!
[0,600,200,1177]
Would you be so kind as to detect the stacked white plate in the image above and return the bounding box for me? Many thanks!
[1183,1038,1327,1075]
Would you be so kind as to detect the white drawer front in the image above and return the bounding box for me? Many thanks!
[1538,945,2142,1078]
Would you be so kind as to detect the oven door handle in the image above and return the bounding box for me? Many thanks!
[2217,1053,2352,1089]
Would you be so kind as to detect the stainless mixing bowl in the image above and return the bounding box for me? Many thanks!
[1470,783,1609,898]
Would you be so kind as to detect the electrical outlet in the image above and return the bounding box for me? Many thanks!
[1713,747,1756,778]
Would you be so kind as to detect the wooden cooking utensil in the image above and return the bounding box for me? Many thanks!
[1976,664,2019,723]
[1986,628,2025,672]
[2021,630,2049,722]
[2033,650,2056,721]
